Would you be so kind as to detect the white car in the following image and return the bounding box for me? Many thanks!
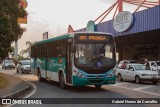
[116,64,160,84]
[148,61,160,72]
[16,60,31,73]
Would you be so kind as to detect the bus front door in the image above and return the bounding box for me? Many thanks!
[66,41,72,84]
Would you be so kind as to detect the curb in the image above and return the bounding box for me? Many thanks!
[0,73,32,105]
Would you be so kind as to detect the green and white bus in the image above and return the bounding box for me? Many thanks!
[31,32,116,89]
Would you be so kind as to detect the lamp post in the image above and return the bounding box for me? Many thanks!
[14,40,18,61]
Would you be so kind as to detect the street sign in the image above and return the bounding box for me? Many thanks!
[20,0,28,9]
[113,11,133,32]
[18,17,27,24]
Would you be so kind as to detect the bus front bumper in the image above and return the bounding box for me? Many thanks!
[72,75,116,86]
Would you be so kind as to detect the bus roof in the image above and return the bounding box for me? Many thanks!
[33,33,71,46]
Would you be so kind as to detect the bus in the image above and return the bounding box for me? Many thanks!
[31,32,116,89]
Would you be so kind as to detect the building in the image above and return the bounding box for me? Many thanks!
[78,6,160,63]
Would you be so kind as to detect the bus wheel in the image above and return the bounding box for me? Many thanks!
[59,73,66,89]
[95,85,102,89]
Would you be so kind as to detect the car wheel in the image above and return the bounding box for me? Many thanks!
[16,69,19,73]
[59,72,66,89]
[135,76,141,84]
[94,85,102,89]
[152,81,158,85]
[21,69,24,74]
[118,74,123,81]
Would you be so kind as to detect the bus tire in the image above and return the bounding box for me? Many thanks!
[94,85,102,89]
[59,72,66,89]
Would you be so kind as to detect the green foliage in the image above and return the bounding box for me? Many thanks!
[0,0,26,59]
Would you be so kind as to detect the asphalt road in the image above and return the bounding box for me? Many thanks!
[0,65,160,107]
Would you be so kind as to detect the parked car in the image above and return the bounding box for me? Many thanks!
[118,60,138,69]
[2,60,15,69]
[116,63,160,84]
[16,60,31,73]
[148,61,160,71]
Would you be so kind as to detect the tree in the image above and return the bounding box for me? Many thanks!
[20,41,35,57]
[0,0,26,59]
[20,49,27,57]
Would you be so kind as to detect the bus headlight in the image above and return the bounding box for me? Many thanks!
[105,72,114,77]
[74,70,85,78]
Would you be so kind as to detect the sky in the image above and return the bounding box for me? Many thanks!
[16,0,154,53]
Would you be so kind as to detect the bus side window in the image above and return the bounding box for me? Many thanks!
[58,40,66,57]
[36,45,40,57]
[53,41,58,57]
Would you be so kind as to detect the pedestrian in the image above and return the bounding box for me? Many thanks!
[120,61,126,69]
[144,59,150,70]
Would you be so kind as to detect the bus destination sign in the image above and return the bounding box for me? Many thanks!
[76,35,110,42]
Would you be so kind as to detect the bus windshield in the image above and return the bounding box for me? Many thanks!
[75,43,115,68]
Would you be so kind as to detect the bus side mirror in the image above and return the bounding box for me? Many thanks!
[71,46,76,53]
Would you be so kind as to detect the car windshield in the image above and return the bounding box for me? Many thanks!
[5,60,13,63]
[134,65,146,71]
[22,61,30,65]
[75,43,115,68]
[155,62,160,66]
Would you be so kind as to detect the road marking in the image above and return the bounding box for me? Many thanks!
[113,82,128,86]
[23,82,37,98]
[6,77,37,107]
[133,85,154,91]
[112,85,160,97]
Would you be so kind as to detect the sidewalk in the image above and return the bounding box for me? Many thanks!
[0,73,31,99]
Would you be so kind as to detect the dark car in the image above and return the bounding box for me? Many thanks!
[2,60,15,69]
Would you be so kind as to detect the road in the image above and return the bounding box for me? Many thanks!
[0,65,160,107]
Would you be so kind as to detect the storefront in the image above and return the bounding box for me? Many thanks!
[78,5,160,62]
